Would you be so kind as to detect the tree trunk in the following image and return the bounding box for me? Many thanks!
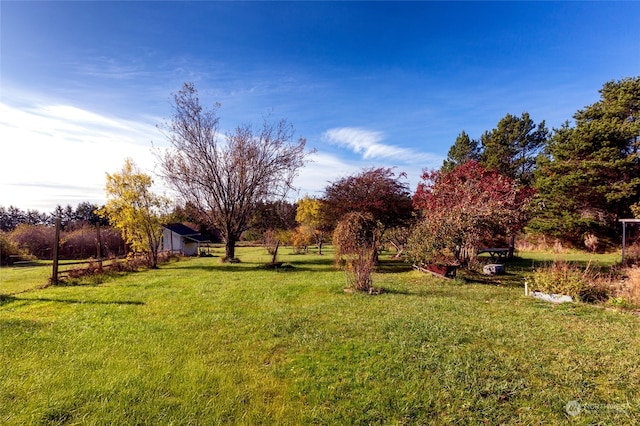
[508,235,516,259]
[225,239,236,261]
[271,240,280,264]
[150,246,159,268]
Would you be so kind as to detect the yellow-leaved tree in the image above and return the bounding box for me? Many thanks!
[295,195,326,255]
[101,159,171,268]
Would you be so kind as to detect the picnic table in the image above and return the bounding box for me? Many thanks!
[477,247,511,261]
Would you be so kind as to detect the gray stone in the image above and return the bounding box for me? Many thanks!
[483,263,505,275]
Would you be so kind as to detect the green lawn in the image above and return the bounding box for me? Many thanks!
[1,247,638,424]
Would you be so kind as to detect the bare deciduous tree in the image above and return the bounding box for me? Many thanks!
[156,83,311,261]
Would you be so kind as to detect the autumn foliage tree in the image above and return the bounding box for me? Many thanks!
[292,225,314,254]
[102,159,171,268]
[157,83,311,261]
[295,196,326,254]
[323,167,413,239]
[407,161,533,266]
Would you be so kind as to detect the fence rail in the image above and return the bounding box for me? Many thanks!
[54,255,141,281]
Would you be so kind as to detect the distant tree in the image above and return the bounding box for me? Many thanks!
[101,159,171,268]
[442,131,481,172]
[75,202,106,226]
[2,206,27,231]
[292,225,315,254]
[156,83,311,261]
[25,209,49,226]
[323,167,413,237]
[249,200,297,240]
[168,202,221,243]
[0,207,14,231]
[385,225,412,259]
[295,196,326,254]
[480,112,549,184]
[408,161,533,266]
[51,204,76,230]
[531,77,640,245]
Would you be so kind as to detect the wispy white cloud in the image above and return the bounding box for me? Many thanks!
[0,101,442,212]
[0,100,166,211]
[311,127,446,195]
[293,146,439,199]
[322,127,442,165]
[292,151,362,198]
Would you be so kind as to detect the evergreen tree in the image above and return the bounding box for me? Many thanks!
[530,77,640,245]
[442,131,480,172]
[480,112,548,184]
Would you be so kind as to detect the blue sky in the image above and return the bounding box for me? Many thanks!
[1,1,639,211]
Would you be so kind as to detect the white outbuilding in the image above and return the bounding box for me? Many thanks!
[162,223,210,256]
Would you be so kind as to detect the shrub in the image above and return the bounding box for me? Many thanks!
[622,243,640,266]
[100,227,126,257]
[530,260,611,302]
[584,233,599,252]
[66,259,104,279]
[60,225,100,259]
[63,252,180,283]
[8,224,126,261]
[1,231,25,265]
[9,224,56,259]
[609,267,640,308]
[333,212,378,293]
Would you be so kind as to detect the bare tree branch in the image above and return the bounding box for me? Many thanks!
[156,83,313,261]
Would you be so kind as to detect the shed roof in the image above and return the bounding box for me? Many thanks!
[164,223,200,236]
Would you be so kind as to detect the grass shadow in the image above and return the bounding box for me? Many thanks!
[16,297,145,306]
[2,294,144,307]
[456,268,525,288]
[379,287,412,296]
[159,263,262,273]
[287,255,335,267]
[375,258,413,274]
[0,294,17,307]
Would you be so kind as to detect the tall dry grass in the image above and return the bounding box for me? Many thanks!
[611,267,640,307]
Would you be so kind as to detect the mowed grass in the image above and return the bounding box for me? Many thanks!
[1,247,639,424]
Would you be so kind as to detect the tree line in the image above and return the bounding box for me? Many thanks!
[0,203,126,265]
[0,202,107,232]
[443,76,640,249]
[3,77,638,291]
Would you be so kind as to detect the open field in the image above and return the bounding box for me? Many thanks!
[1,247,638,424]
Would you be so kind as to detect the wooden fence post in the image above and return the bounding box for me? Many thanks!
[51,218,61,285]
[96,222,103,271]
